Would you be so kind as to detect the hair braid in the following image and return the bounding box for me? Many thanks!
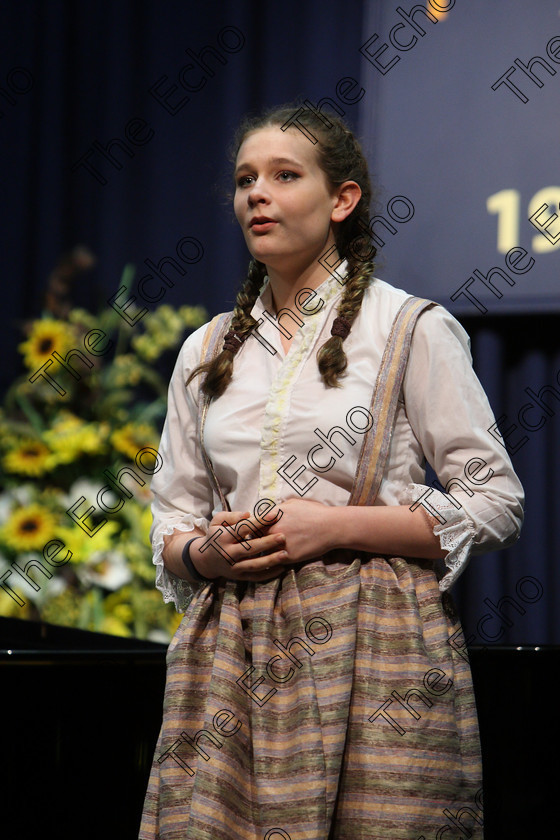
[186,260,266,397]
[316,260,375,387]
[316,182,376,386]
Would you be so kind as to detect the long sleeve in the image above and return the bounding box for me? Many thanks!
[399,304,524,589]
[150,274,524,606]
[150,324,216,611]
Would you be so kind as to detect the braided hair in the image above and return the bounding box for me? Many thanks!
[187,103,376,396]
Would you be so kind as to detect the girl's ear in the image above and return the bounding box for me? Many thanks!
[331,181,362,223]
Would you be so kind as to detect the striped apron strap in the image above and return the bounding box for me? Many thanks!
[195,312,233,511]
[349,296,435,508]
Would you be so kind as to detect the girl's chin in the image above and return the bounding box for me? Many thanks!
[247,248,281,265]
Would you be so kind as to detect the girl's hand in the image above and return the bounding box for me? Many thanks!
[190,510,289,582]
[264,498,338,563]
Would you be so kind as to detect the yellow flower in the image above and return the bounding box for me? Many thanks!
[140,504,153,541]
[55,521,120,564]
[3,439,55,476]
[111,423,158,461]
[110,354,143,387]
[39,589,81,627]
[151,304,180,329]
[131,333,159,362]
[168,610,184,636]
[118,537,153,582]
[178,305,207,328]
[99,615,131,637]
[18,319,75,371]
[67,308,98,330]
[43,413,108,463]
[1,504,56,552]
[0,585,34,618]
[113,603,134,624]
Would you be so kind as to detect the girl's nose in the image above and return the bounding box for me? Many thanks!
[247,178,269,206]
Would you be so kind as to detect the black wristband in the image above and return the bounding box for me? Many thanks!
[181,538,211,582]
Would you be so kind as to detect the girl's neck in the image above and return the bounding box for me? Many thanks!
[266,254,338,314]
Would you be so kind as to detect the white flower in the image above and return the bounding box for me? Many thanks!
[3,552,66,606]
[62,479,105,509]
[0,496,14,525]
[11,485,34,507]
[147,628,171,644]
[33,572,68,605]
[76,550,132,590]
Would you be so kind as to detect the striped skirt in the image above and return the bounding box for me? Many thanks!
[139,554,483,840]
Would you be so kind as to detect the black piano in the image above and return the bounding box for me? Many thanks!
[1,617,555,838]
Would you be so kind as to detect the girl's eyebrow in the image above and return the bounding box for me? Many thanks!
[234,156,304,177]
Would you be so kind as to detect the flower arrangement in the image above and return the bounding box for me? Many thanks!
[0,248,207,641]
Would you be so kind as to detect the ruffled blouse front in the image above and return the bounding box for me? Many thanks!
[150,269,524,612]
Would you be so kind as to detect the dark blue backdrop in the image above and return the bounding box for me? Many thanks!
[1,0,558,644]
[360,0,560,314]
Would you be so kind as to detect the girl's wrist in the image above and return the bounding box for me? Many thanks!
[182,537,212,582]
[323,506,346,551]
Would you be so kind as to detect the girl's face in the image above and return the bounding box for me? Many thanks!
[233,126,343,274]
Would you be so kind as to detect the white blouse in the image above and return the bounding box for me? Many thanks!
[150,269,524,612]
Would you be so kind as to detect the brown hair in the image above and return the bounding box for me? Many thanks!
[187,103,376,397]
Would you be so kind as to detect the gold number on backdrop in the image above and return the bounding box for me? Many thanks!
[487,189,520,254]
[528,188,560,252]
[487,188,560,253]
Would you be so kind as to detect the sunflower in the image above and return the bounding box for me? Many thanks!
[1,504,56,552]
[18,319,75,371]
[3,439,54,477]
[110,423,158,461]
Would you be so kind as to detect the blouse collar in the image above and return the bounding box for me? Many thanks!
[253,259,348,319]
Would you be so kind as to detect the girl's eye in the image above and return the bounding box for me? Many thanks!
[279,171,298,181]
[237,175,254,187]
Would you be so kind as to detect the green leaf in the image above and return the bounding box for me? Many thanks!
[128,398,166,425]
[13,390,46,435]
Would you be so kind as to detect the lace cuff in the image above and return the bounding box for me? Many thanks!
[397,482,477,591]
[152,517,210,612]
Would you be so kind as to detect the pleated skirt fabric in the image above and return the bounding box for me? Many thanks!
[139,554,483,840]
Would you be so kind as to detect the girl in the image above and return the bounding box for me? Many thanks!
[139,104,523,839]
